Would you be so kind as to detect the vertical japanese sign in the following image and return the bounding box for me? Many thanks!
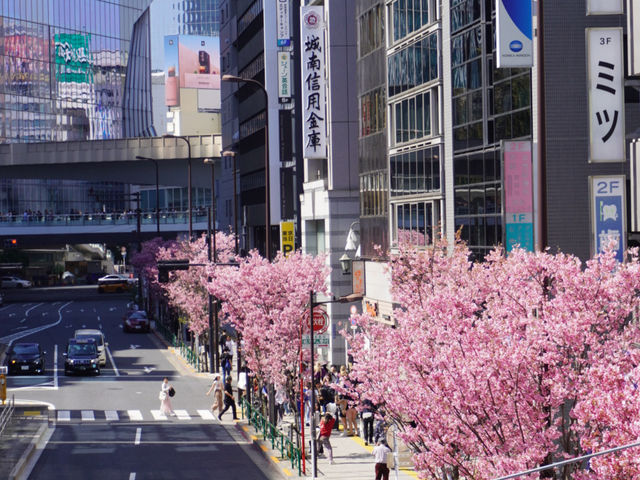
[503,141,534,252]
[628,0,640,76]
[587,28,625,162]
[277,0,290,47]
[496,0,533,68]
[278,51,291,103]
[587,0,623,14]
[280,221,295,256]
[300,6,327,159]
[591,175,626,262]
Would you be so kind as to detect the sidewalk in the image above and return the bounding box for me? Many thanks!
[234,411,419,479]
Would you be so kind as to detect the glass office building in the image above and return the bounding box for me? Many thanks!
[0,0,152,215]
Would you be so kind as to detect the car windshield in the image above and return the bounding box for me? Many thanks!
[14,344,38,354]
[68,344,96,356]
[76,334,103,347]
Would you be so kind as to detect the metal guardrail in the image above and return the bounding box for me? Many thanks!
[0,210,209,227]
[241,398,303,475]
[0,395,15,436]
[154,322,202,371]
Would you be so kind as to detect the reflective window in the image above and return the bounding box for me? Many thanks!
[390,145,440,197]
[390,0,433,43]
[360,170,388,217]
[360,87,386,137]
[359,4,384,57]
[391,90,431,145]
[393,200,439,247]
[388,31,439,97]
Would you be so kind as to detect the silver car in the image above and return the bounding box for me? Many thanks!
[73,329,107,367]
[1,276,31,288]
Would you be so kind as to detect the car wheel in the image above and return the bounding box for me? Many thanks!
[17,284,22,288]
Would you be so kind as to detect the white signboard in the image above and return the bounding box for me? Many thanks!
[591,175,626,262]
[302,334,330,347]
[629,0,640,76]
[300,6,327,159]
[587,28,625,162]
[278,51,291,103]
[588,0,623,15]
[277,0,290,47]
[496,0,533,68]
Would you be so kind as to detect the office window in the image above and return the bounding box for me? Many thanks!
[360,87,386,137]
[359,4,384,57]
[390,0,433,43]
[390,90,432,146]
[390,145,440,197]
[393,200,439,246]
[388,31,439,98]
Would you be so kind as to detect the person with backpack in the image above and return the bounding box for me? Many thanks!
[221,345,232,382]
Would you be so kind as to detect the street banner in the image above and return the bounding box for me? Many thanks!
[278,51,291,103]
[300,6,327,159]
[587,28,625,162]
[496,0,533,68]
[503,141,534,252]
[587,0,623,15]
[277,0,291,46]
[591,175,626,262]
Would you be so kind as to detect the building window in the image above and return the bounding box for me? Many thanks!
[305,219,326,256]
[239,111,266,139]
[392,200,440,247]
[451,0,481,34]
[391,90,432,145]
[390,0,433,43]
[359,4,384,57]
[390,145,440,197]
[388,31,438,98]
[360,170,388,217]
[360,87,386,137]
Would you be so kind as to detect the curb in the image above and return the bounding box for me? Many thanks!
[8,421,49,480]
[233,421,297,478]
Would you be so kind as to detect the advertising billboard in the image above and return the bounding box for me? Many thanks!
[496,0,533,68]
[164,35,220,107]
[503,141,534,252]
[591,175,626,262]
[587,0,623,14]
[54,33,93,84]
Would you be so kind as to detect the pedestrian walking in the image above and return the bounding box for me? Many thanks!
[206,373,223,416]
[361,398,375,445]
[317,412,335,464]
[218,376,238,420]
[159,377,175,416]
[372,439,392,480]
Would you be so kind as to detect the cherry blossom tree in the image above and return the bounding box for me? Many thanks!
[130,236,175,299]
[345,238,640,480]
[207,250,329,392]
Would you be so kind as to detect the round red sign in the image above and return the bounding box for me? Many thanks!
[305,307,329,334]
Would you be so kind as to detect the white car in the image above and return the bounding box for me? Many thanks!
[1,276,32,288]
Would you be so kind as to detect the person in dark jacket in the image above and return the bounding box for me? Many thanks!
[218,376,238,420]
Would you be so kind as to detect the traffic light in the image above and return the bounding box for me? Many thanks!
[157,259,190,283]
[3,238,17,249]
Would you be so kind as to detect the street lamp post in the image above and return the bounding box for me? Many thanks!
[135,156,160,234]
[163,134,192,239]
[221,150,239,255]
[204,158,219,373]
[221,75,270,260]
[307,292,363,479]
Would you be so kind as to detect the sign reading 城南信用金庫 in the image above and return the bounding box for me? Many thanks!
[300,6,326,159]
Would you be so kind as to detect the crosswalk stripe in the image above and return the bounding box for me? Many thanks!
[151,410,167,421]
[81,410,95,421]
[105,410,119,421]
[127,410,143,421]
[197,409,216,420]
[174,409,190,420]
[57,410,70,422]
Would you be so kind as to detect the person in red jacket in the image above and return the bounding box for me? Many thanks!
[317,412,335,464]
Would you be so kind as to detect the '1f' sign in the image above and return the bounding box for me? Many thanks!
[587,28,625,162]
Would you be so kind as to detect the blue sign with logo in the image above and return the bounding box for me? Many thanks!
[592,176,625,262]
[496,0,533,67]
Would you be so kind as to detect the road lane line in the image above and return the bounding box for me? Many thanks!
[105,410,119,421]
[106,345,119,376]
[134,428,141,445]
[81,410,95,421]
[128,410,143,421]
[197,409,216,420]
[19,318,26,323]
[57,411,70,422]
[53,344,58,390]
[151,410,167,420]
[25,303,43,316]
[0,301,73,344]
[129,474,136,480]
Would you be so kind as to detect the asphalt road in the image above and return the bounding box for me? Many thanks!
[1,288,283,479]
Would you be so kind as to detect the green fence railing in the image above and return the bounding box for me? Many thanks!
[154,321,202,371]
[241,398,303,476]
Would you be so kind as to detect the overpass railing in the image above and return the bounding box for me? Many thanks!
[0,210,208,227]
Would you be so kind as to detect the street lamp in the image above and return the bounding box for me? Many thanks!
[163,134,192,239]
[307,292,363,479]
[204,157,219,373]
[221,74,270,260]
[221,150,239,255]
[135,156,160,234]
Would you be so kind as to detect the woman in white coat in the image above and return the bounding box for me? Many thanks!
[159,377,175,416]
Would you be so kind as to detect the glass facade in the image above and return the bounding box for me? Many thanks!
[387,31,438,97]
[0,0,152,215]
[450,0,532,259]
[389,0,435,43]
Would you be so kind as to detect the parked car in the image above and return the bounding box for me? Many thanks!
[1,276,32,288]
[6,343,45,375]
[63,338,100,376]
[73,329,107,366]
[97,274,129,293]
[123,310,151,333]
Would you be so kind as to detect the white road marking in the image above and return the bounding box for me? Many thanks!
[25,303,43,316]
[19,318,26,323]
[127,410,143,421]
[197,409,216,420]
[97,315,101,321]
[81,410,95,421]
[0,301,73,344]
[129,473,136,480]
[105,410,119,421]
[130,344,140,349]
[105,346,119,376]
[134,428,141,445]
[143,366,155,374]
[57,411,70,422]
[151,410,167,420]
[53,344,58,390]
[174,410,190,420]
[9,313,15,317]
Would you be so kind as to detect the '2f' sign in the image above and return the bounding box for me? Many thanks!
[595,179,621,195]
